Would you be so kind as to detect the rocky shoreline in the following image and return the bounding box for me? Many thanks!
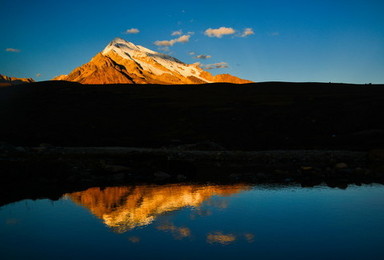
[1,144,384,206]
[2,145,384,183]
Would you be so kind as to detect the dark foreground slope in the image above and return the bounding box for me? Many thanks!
[2,81,384,205]
[1,81,384,150]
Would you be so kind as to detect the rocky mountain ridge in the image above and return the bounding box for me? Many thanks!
[0,74,34,86]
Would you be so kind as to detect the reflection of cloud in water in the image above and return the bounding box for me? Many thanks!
[244,233,255,243]
[66,184,249,233]
[127,236,140,243]
[207,232,237,245]
[206,231,255,245]
[156,223,191,239]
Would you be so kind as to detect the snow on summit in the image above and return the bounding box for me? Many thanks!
[102,37,195,77]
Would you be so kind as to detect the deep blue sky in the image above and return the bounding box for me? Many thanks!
[1,0,383,83]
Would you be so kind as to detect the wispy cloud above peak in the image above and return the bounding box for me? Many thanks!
[202,62,229,70]
[155,40,172,47]
[5,48,21,53]
[124,28,140,34]
[171,30,182,36]
[241,28,254,37]
[154,34,191,47]
[195,54,212,59]
[203,27,254,38]
[177,35,191,42]
[204,27,236,38]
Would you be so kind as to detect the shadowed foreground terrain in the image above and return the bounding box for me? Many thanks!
[1,81,384,205]
[1,81,384,150]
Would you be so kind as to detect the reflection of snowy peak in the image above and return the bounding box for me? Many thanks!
[67,184,249,233]
[54,38,252,84]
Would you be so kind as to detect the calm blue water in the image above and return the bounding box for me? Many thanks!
[1,184,384,260]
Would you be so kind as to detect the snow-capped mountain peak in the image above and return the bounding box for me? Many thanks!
[103,37,148,55]
[54,38,252,85]
[101,38,208,80]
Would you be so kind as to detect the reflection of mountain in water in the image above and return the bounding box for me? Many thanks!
[66,184,249,233]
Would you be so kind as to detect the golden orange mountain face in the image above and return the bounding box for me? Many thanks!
[54,38,252,85]
[66,184,250,233]
[0,74,34,86]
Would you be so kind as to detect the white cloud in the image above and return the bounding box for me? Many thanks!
[177,35,191,43]
[202,62,229,70]
[171,30,183,36]
[188,51,196,55]
[204,27,236,38]
[5,48,21,52]
[154,40,173,47]
[172,31,194,36]
[36,73,42,77]
[124,28,140,34]
[154,34,191,47]
[195,54,212,59]
[241,28,254,37]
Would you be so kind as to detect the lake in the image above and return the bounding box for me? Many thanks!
[1,183,383,260]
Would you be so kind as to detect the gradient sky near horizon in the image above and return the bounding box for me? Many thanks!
[1,0,383,83]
